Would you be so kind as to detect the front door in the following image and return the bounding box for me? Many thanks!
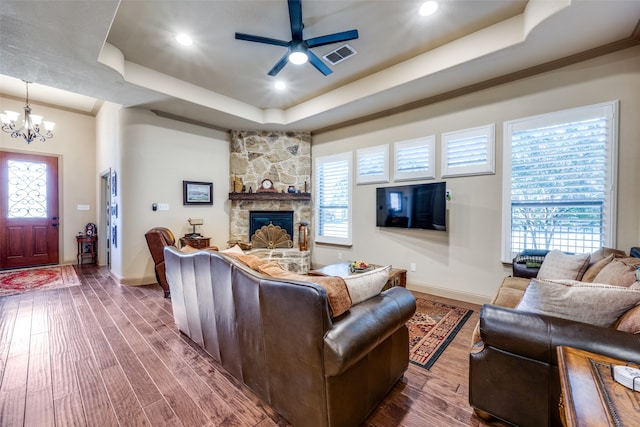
[0,151,60,269]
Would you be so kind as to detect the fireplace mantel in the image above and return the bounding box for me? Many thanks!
[228,193,311,201]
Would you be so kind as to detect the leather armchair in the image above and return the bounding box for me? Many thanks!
[144,227,176,297]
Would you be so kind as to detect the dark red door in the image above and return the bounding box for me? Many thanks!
[0,151,59,269]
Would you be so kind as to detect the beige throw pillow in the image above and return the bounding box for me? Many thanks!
[516,278,640,327]
[343,265,391,305]
[593,257,640,287]
[537,250,590,281]
[581,254,614,283]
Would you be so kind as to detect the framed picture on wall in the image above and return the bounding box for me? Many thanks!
[183,181,213,205]
[111,171,117,196]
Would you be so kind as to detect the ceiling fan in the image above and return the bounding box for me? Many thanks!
[235,0,359,76]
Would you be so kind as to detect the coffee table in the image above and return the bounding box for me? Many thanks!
[557,346,640,427]
[308,262,406,291]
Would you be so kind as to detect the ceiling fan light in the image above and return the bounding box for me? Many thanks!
[288,51,308,65]
[419,1,439,16]
[274,81,286,90]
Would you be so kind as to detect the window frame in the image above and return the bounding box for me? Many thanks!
[441,124,495,178]
[501,101,618,262]
[393,136,436,181]
[356,144,389,185]
[314,151,353,246]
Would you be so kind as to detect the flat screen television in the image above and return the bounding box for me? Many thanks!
[376,182,447,231]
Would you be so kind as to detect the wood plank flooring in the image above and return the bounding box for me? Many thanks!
[0,265,508,427]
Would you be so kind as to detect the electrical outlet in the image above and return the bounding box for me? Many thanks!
[410,263,417,272]
[338,252,343,260]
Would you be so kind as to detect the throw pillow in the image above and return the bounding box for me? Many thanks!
[342,265,391,305]
[593,257,640,287]
[589,247,627,265]
[581,254,614,283]
[516,278,640,327]
[221,244,244,254]
[613,304,640,334]
[537,250,590,281]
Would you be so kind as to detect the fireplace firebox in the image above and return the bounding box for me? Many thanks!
[249,211,294,241]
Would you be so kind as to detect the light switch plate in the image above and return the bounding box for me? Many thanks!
[157,203,169,211]
[77,204,90,211]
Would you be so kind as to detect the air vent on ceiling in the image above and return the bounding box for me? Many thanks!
[323,44,357,65]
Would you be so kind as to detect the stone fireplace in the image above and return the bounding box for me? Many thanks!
[229,131,311,273]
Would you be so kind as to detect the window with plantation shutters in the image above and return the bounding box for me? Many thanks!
[357,144,388,184]
[394,136,435,181]
[442,124,495,177]
[315,152,352,245]
[501,101,618,262]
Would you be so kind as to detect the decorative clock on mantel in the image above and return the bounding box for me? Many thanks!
[257,178,277,193]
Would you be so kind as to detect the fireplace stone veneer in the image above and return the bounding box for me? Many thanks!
[229,131,312,273]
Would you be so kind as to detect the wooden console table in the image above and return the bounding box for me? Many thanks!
[557,346,640,427]
[308,262,407,291]
[179,235,212,249]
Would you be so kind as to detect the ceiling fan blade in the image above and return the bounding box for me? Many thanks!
[307,50,333,76]
[305,29,359,48]
[288,0,303,40]
[235,32,289,47]
[268,52,291,76]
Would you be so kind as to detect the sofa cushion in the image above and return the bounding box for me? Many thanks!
[593,257,640,287]
[537,250,590,281]
[515,278,640,327]
[342,265,391,305]
[581,254,615,283]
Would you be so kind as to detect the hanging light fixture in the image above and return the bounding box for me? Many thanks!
[1,81,55,144]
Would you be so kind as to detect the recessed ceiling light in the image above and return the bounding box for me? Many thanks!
[274,81,286,90]
[176,33,193,46]
[419,1,439,16]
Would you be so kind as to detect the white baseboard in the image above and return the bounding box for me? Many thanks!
[110,271,156,287]
[407,282,492,305]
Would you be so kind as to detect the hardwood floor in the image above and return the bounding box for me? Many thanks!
[0,265,508,427]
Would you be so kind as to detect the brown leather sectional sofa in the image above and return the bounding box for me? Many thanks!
[469,249,640,427]
[164,247,416,427]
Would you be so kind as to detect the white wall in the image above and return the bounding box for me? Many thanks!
[312,46,640,303]
[0,95,96,265]
[111,108,230,285]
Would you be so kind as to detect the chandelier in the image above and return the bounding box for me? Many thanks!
[1,81,55,144]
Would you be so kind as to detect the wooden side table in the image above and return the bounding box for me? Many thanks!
[179,235,212,249]
[76,235,97,265]
[308,262,407,291]
[557,346,640,427]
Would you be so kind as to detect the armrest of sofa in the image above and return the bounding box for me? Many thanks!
[479,304,640,366]
[323,287,416,376]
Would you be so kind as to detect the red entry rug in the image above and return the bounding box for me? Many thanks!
[0,265,80,297]
[408,298,473,370]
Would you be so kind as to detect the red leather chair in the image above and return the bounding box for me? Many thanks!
[144,227,176,297]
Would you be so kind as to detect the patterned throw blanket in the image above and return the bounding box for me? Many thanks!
[225,253,352,317]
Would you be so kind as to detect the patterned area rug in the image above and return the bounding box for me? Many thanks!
[0,265,80,297]
[408,298,473,370]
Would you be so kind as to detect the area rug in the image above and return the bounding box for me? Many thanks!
[408,298,473,370]
[0,265,80,297]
